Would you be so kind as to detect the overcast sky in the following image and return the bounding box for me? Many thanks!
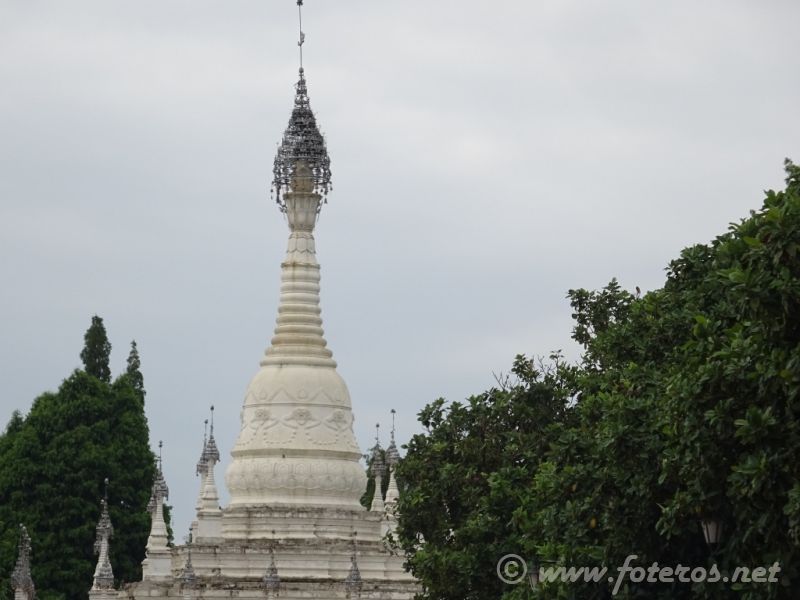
[1,1,798,538]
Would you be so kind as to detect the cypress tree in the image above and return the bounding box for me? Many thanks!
[79,316,111,383]
[0,319,155,599]
[125,340,145,400]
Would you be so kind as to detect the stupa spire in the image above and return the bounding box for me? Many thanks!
[196,406,223,540]
[344,532,363,598]
[205,405,220,465]
[90,479,115,597]
[181,528,198,599]
[370,423,386,513]
[262,533,281,597]
[386,409,400,469]
[11,524,35,600]
[225,0,364,521]
[385,410,401,507]
[142,442,172,582]
[193,419,208,530]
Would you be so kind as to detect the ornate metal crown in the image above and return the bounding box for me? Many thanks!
[272,68,332,211]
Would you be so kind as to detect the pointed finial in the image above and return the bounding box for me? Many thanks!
[203,407,221,467]
[11,524,34,598]
[93,481,115,590]
[297,0,305,70]
[149,446,169,512]
[345,531,362,596]
[386,410,400,467]
[370,424,385,479]
[263,529,281,594]
[103,477,109,502]
[182,526,197,589]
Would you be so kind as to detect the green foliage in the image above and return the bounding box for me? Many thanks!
[0,322,157,599]
[125,340,145,401]
[162,504,175,547]
[395,354,578,600]
[80,316,112,383]
[399,161,800,599]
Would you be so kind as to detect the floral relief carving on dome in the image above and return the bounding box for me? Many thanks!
[237,404,362,451]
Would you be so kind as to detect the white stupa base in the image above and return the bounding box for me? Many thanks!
[142,549,173,583]
[123,506,418,599]
[195,511,223,542]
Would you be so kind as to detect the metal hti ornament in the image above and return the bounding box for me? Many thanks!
[272,0,332,210]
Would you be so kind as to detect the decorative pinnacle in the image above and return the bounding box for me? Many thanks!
[93,480,115,590]
[345,531,362,595]
[370,423,385,475]
[95,481,114,551]
[272,2,332,210]
[262,534,281,594]
[11,524,34,597]
[182,527,197,589]
[386,409,400,467]
[204,406,220,466]
[149,445,169,512]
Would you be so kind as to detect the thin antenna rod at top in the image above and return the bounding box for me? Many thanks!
[297,0,305,70]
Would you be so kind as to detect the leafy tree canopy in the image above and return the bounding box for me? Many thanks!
[125,340,145,401]
[80,316,112,383]
[0,321,157,600]
[397,160,800,600]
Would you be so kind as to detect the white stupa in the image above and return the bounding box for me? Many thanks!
[124,4,418,598]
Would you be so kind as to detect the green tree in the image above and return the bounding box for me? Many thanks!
[395,355,577,600]
[80,316,111,383]
[125,340,145,400]
[399,160,800,600]
[0,323,156,600]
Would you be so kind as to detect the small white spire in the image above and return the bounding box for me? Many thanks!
[90,479,116,599]
[384,410,401,509]
[344,532,362,598]
[142,442,172,582]
[384,468,400,510]
[11,524,35,600]
[369,423,385,513]
[196,406,223,540]
[181,527,198,600]
[262,532,281,597]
